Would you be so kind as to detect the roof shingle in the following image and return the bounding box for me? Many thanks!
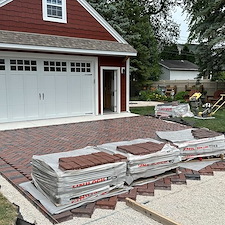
[0,30,137,55]
[160,60,198,71]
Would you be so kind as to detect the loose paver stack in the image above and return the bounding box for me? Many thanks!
[157,128,225,160]
[98,139,181,185]
[31,146,128,211]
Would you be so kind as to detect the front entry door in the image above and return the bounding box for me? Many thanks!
[103,69,119,113]
[103,71,113,110]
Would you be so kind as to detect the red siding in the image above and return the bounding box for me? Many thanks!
[98,56,126,113]
[0,0,116,41]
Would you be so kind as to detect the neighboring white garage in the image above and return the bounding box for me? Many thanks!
[0,52,97,123]
[159,60,199,81]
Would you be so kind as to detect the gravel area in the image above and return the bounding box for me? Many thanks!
[138,171,225,225]
[1,172,225,225]
[0,175,159,225]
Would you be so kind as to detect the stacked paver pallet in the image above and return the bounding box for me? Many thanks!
[31,147,128,208]
[157,128,225,160]
[98,139,181,184]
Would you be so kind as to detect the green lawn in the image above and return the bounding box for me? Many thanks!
[0,193,18,225]
[130,106,225,133]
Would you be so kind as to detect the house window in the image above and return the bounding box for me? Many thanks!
[44,61,67,72]
[0,59,5,70]
[10,59,37,71]
[42,0,67,23]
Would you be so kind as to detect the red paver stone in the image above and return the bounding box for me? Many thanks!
[117,141,166,155]
[137,183,154,196]
[170,173,187,185]
[117,188,137,201]
[71,203,95,218]
[191,129,222,139]
[199,166,214,175]
[58,151,127,170]
[96,196,118,210]
[210,162,225,171]
[154,178,171,190]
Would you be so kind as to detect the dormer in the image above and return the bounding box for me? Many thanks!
[42,0,67,23]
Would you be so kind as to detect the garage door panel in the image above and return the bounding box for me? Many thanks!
[8,74,24,89]
[80,74,93,113]
[0,75,7,105]
[8,104,25,120]
[68,76,81,114]
[0,74,6,89]
[55,76,68,115]
[42,75,56,117]
[24,75,39,104]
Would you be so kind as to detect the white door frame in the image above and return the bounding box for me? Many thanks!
[100,67,121,115]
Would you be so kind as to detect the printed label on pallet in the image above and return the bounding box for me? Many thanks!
[72,176,115,188]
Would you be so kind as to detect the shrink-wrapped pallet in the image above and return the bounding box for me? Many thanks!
[98,139,181,185]
[31,146,128,206]
[156,128,225,160]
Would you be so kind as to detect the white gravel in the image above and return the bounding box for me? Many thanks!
[0,175,159,225]
[1,172,225,225]
[137,171,225,225]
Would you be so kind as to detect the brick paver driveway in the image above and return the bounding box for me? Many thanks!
[0,116,188,222]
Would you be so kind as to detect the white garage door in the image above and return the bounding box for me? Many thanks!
[0,54,95,123]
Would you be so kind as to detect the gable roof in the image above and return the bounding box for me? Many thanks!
[159,60,199,71]
[0,30,137,56]
[78,0,127,44]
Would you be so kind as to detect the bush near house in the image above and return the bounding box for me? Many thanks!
[174,91,189,102]
[139,90,172,102]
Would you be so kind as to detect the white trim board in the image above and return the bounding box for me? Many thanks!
[100,67,121,115]
[0,43,136,57]
[78,0,127,44]
[0,0,13,7]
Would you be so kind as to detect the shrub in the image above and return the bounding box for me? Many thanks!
[174,91,188,102]
[139,90,172,102]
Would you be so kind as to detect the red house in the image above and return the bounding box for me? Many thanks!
[0,0,136,123]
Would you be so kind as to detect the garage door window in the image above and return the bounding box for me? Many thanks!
[10,59,37,71]
[44,61,67,72]
[70,62,91,73]
[0,59,5,70]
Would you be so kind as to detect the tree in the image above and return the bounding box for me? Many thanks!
[183,0,225,79]
[160,43,181,60]
[88,0,180,93]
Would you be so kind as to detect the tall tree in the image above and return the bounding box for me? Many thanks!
[88,0,180,92]
[184,0,225,79]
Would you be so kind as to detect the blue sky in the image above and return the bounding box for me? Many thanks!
[172,6,189,44]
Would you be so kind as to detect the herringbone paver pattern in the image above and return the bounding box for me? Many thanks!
[1,116,224,223]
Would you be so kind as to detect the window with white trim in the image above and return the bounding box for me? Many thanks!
[42,0,67,23]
